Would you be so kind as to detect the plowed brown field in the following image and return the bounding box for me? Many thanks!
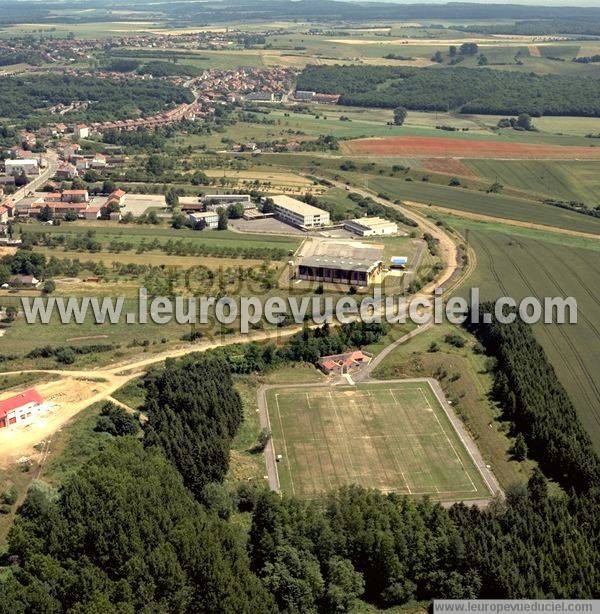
[420,158,478,177]
[342,136,600,159]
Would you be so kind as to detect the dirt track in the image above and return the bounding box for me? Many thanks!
[0,182,468,467]
[404,200,600,240]
[0,328,302,467]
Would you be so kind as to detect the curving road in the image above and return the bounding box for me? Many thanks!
[0,180,475,473]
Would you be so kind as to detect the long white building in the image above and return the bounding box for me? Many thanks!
[4,158,39,176]
[271,195,330,229]
[343,216,398,237]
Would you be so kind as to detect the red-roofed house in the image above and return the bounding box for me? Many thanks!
[107,189,126,206]
[56,162,78,180]
[43,192,63,203]
[61,190,89,203]
[317,350,372,375]
[84,205,102,220]
[0,389,48,428]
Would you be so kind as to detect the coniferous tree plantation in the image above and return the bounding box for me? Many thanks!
[143,354,244,499]
[1,321,599,611]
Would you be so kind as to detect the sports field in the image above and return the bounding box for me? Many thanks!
[266,381,492,501]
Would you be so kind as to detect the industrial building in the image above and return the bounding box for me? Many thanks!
[295,237,384,287]
[343,216,398,237]
[0,389,48,429]
[4,158,39,176]
[271,195,330,229]
[188,211,219,229]
[297,255,383,287]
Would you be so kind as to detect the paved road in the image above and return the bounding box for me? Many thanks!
[354,321,433,382]
[7,152,59,205]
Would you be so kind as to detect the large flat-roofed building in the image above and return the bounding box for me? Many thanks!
[4,158,39,176]
[295,237,384,287]
[297,255,382,287]
[343,216,398,237]
[188,211,219,229]
[271,195,330,229]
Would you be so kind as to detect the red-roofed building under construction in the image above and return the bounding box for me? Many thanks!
[0,389,49,429]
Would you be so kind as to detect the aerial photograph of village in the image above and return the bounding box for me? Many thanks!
[0,0,599,611]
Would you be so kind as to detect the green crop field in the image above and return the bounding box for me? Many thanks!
[266,381,492,501]
[465,159,600,205]
[452,218,600,452]
[360,175,600,235]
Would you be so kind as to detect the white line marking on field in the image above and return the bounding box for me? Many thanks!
[388,389,413,495]
[419,387,477,493]
[275,393,296,496]
[328,391,356,479]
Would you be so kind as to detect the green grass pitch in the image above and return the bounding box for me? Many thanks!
[266,381,492,501]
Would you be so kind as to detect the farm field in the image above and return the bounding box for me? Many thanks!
[266,381,492,501]
[451,218,600,452]
[31,248,264,270]
[341,135,600,159]
[19,223,301,252]
[465,159,600,204]
[202,168,313,188]
[354,174,600,235]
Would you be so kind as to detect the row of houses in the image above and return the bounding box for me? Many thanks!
[15,188,126,220]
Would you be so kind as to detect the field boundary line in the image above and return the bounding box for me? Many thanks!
[387,388,415,494]
[423,378,502,499]
[404,200,600,240]
[307,393,335,492]
[327,391,357,481]
[417,387,477,494]
[274,393,295,496]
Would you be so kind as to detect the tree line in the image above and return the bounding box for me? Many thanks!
[20,231,290,262]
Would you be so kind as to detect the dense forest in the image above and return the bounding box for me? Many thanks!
[143,354,244,499]
[297,65,600,116]
[0,316,599,610]
[136,61,203,78]
[0,73,192,122]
